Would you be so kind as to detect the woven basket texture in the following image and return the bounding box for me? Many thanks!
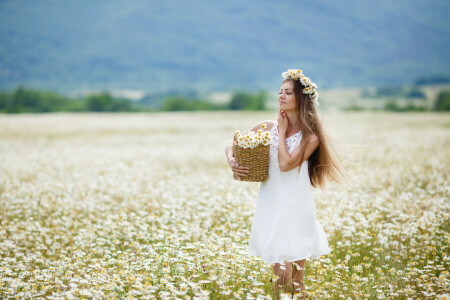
[232,134,269,182]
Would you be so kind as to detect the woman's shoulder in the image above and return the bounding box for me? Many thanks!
[250,120,276,132]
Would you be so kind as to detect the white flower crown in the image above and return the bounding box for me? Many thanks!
[281,69,319,106]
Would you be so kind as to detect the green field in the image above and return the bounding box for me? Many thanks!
[0,111,449,299]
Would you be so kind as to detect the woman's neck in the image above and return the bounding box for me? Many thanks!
[284,110,301,132]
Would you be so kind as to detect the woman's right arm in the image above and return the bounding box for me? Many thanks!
[248,120,275,133]
[225,139,249,179]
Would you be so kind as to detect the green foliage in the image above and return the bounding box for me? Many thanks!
[342,104,365,111]
[160,96,215,111]
[85,93,132,112]
[0,87,272,113]
[0,87,137,113]
[0,86,76,113]
[383,99,427,112]
[433,91,450,111]
[229,92,267,110]
[160,92,267,111]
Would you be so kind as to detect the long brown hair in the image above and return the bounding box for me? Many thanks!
[284,78,348,189]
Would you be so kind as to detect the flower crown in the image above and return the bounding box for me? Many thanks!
[281,69,319,105]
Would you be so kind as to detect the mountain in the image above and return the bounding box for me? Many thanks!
[0,0,449,94]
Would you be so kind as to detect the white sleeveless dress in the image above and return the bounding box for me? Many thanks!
[247,121,331,264]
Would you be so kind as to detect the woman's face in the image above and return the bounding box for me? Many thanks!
[278,80,297,112]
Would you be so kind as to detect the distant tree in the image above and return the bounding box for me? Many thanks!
[384,99,427,112]
[229,91,267,110]
[110,99,132,111]
[86,93,114,111]
[161,96,190,111]
[85,92,131,112]
[160,96,214,111]
[0,91,11,112]
[0,86,74,113]
[229,93,247,110]
[433,91,450,111]
[383,99,401,111]
[250,92,267,110]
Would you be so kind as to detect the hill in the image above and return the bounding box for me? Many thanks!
[0,0,449,94]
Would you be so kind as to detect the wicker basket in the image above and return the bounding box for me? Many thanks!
[232,133,270,182]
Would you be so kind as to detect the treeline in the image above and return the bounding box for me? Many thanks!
[160,92,267,111]
[1,86,449,113]
[344,91,450,112]
[0,87,136,113]
[347,85,450,112]
[0,87,268,113]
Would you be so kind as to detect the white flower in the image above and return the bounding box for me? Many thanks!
[235,130,272,148]
[301,77,311,86]
[282,69,319,105]
[303,87,314,95]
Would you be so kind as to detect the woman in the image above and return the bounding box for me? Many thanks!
[225,69,347,297]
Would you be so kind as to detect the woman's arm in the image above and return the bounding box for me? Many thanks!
[225,139,249,179]
[278,133,319,172]
[277,109,319,171]
[247,120,275,133]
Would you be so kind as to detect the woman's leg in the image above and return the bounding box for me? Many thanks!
[292,259,306,292]
[272,262,295,295]
[272,263,282,299]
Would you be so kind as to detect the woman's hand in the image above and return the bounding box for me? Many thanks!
[228,156,249,180]
[277,109,288,135]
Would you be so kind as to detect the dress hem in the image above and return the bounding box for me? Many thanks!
[247,247,331,264]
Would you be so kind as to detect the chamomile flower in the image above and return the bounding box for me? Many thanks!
[282,68,319,104]
[235,130,273,148]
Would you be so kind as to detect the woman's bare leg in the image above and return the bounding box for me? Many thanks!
[292,259,306,292]
[272,263,283,299]
[272,262,296,297]
[283,262,294,292]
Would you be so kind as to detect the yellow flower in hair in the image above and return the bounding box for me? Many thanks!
[257,129,262,134]
[261,124,266,129]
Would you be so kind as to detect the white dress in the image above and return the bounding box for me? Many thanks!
[247,121,331,264]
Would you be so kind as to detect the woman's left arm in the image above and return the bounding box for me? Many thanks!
[277,110,319,172]
[278,134,319,172]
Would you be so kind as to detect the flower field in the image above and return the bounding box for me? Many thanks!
[0,111,449,299]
